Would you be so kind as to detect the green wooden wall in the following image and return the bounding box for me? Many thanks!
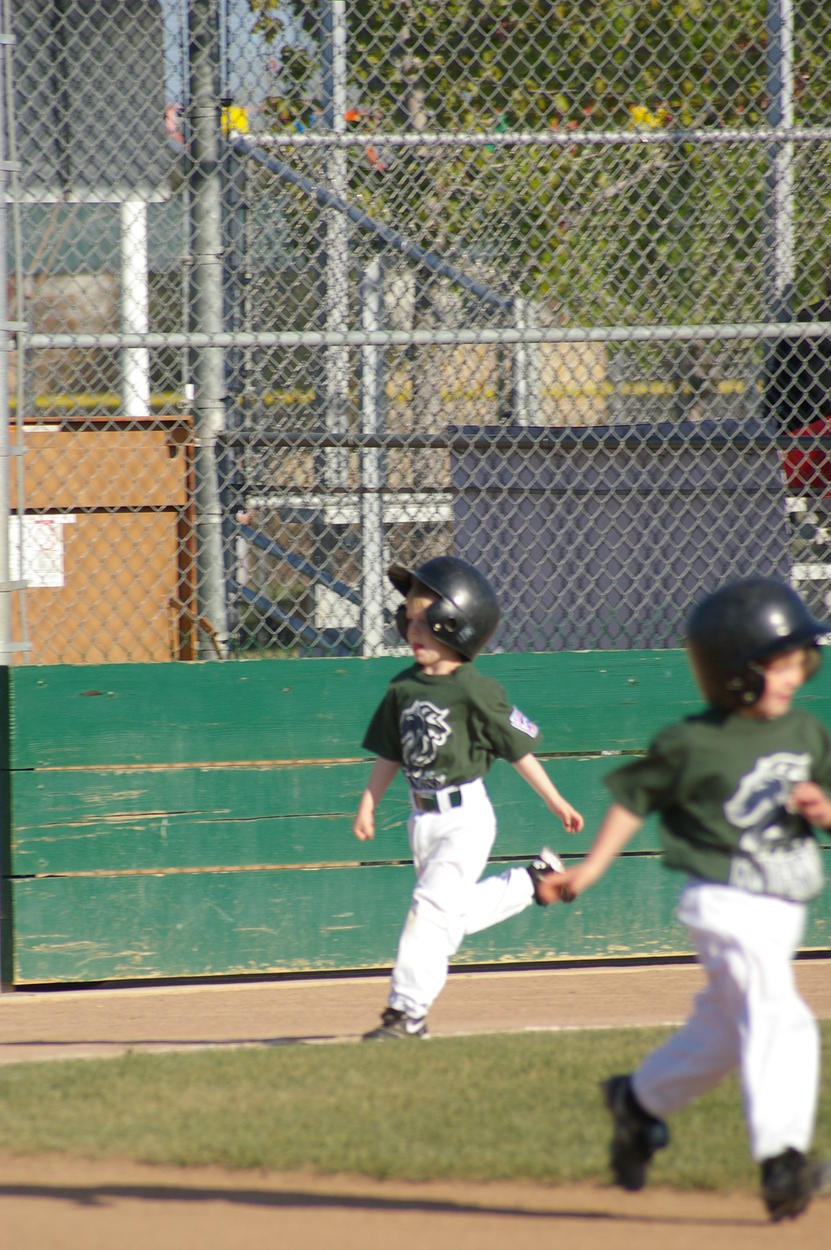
[2,652,830,986]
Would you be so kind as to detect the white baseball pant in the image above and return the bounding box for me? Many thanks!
[632,880,819,1162]
[388,779,534,1019]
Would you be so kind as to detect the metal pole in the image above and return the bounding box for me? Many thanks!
[120,199,151,416]
[321,1,349,488]
[511,298,540,426]
[765,0,794,318]
[28,319,831,353]
[0,15,11,665]
[188,0,229,656]
[220,137,248,644]
[0,0,13,989]
[360,259,385,654]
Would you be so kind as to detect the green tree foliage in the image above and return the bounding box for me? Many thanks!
[247,2,831,321]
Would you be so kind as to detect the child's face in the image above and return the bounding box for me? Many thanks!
[405,592,462,674]
[745,647,809,720]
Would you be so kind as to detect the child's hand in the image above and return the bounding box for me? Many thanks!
[553,799,584,833]
[551,862,596,903]
[353,812,375,841]
[788,781,831,829]
[533,863,585,905]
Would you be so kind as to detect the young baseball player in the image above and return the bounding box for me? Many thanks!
[354,555,582,1041]
[544,576,831,1221]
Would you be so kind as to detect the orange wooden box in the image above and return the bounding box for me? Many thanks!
[8,417,196,663]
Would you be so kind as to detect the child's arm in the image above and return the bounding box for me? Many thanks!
[788,781,831,829]
[353,757,400,841]
[554,802,643,901]
[512,752,584,832]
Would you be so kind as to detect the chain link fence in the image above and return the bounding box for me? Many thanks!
[5,0,831,662]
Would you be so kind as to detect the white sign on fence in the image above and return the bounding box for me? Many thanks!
[10,516,76,589]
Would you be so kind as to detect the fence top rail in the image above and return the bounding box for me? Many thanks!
[247,125,831,150]
[21,321,831,353]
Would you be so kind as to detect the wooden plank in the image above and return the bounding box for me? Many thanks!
[10,652,831,768]
[6,660,398,769]
[0,664,11,987]
[480,651,702,751]
[5,651,701,769]
[10,745,831,876]
[9,762,385,874]
[9,756,670,874]
[4,856,675,983]
[10,852,831,984]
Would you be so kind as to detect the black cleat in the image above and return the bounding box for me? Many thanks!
[761,1147,829,1221]
[362,1007,429,1041]
[602,1074,669,1191]
[527,846,565,905]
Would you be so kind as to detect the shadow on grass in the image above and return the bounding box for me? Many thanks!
[0,1035,346,1055]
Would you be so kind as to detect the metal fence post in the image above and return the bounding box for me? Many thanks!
[0,14,11,667]
[120,198,151,416]
[321,0,350,490]
[512,298,540,426]
[765,0,794,321]
[188,0,229,657]
[0,3,11,990]
[360,258,385,654]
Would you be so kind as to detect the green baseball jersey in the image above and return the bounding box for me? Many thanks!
[362,662,540,791]
[605,706,831,902]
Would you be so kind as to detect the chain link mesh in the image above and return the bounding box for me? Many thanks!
[6,1,831,661]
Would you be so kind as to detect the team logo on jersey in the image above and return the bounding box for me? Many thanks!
[724,751,822,900]
[400,699,451,776]
[724,752,811,831]
[509,706,539,738]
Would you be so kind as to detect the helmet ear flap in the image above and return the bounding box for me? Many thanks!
[425,598,463,652]
[394,599,463,651]
[724,663,766,707]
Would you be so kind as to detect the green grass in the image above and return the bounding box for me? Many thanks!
[1,1024,830,1191]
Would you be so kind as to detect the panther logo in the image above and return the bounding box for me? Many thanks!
[724,752,822,899]
[724,752,811,833]
[400,699,452,776]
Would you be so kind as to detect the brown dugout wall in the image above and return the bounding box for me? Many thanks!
[1,653,830,987]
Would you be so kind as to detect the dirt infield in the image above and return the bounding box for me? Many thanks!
[2,959,831,1248]
[4,1156,830,1250]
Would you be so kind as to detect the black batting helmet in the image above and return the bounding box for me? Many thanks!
[686,576,829,708]
[388,555,500,659]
